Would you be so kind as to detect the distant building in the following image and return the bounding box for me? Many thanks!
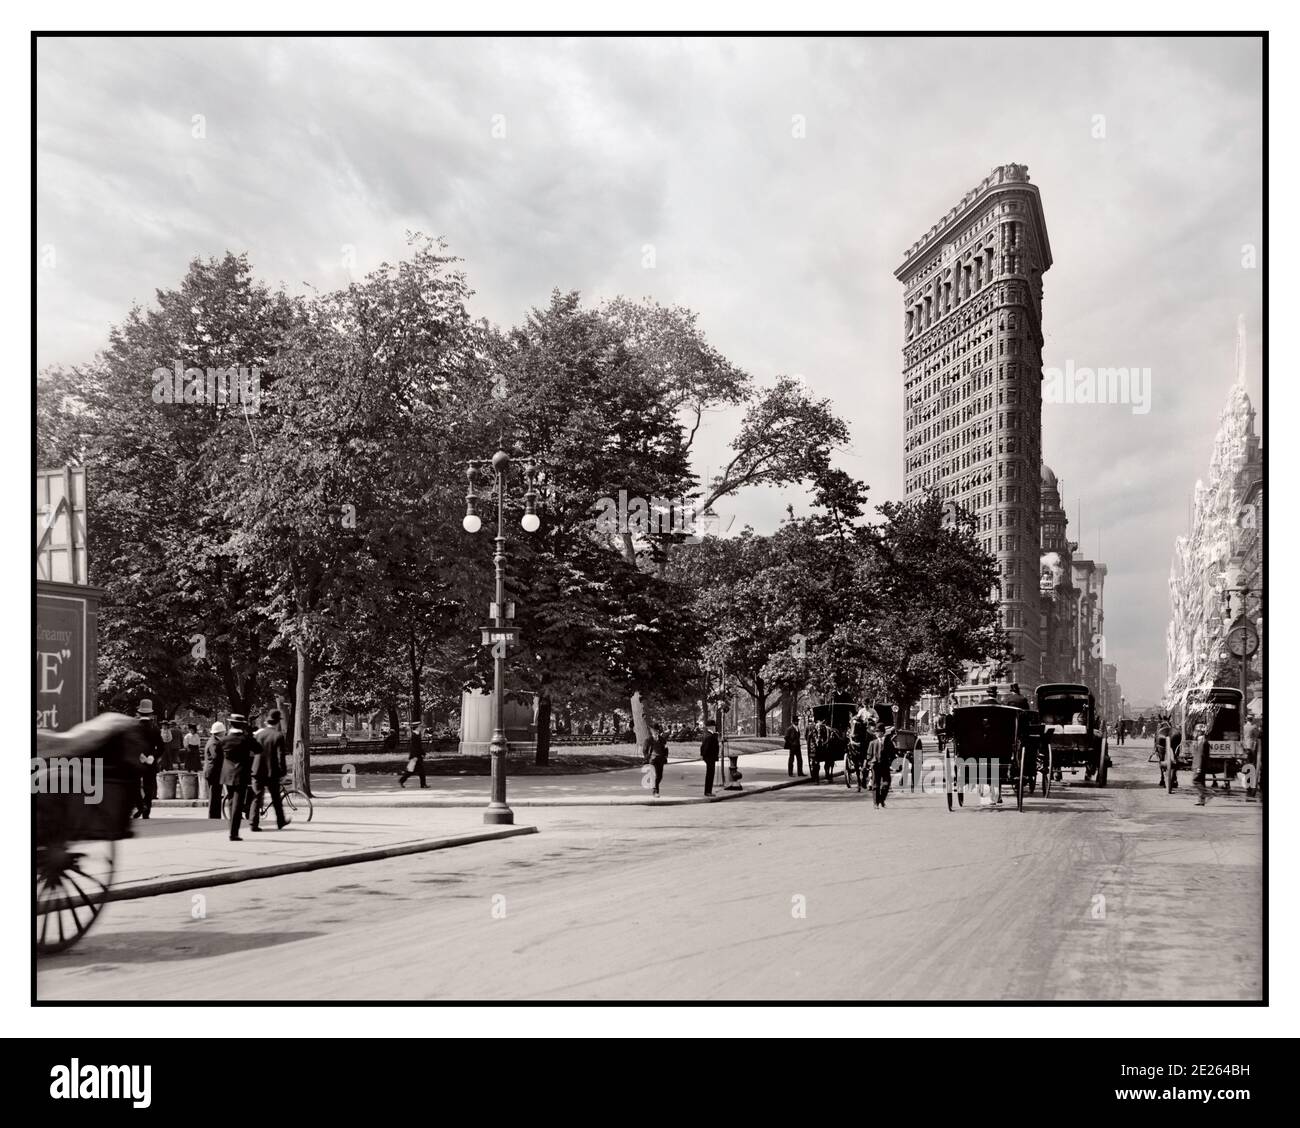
[1072,556,1107,701]
[1101,662,1122,723]
[896,163,1052,689]
[1165,317,1263,708]
[1039,464,1079,687]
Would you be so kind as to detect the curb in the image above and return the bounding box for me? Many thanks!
[102,824,538,903]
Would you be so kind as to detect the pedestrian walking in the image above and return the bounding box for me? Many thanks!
[203,721,227,818]
[133,698,163,818]
[219,714,258,841]
[866,726,894,808]
[398,724,428,787]
[784,720,805,777]
[700,721,720,797]
[646,722,669,796]
[1190,723,1212,806]
[251,710,292,830]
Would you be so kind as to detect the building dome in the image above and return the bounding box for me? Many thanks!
[1041,464,1058,487]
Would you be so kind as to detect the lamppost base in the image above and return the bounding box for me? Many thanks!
[483,803,514,825]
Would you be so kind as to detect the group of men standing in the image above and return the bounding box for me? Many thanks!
[204,710,292,839]
[131,699,292,840]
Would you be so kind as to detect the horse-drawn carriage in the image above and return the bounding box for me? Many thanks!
[34,714,143,954]
[942,703,1033,811]
[1036,683,1108,792]
[1156,686,1246,794]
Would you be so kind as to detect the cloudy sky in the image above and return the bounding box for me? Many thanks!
[36,35,1263,700]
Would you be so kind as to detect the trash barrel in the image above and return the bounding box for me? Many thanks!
[158,771,178,800]
[177,771,199,800]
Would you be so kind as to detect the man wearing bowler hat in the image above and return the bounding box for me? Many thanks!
[251,710,292,831]
[133,698,164,818]
[219,714,258,841]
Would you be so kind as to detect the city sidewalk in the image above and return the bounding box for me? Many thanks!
[99,746,809,901]
[103,808,536,903]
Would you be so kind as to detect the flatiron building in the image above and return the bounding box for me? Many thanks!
[895,163,1052,689]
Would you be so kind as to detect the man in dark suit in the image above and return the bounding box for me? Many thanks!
[700,721,720,797]
[784,721,804,777]
[398,724,427,788]
[866,727,895,808]
[251,710,291,831]
[219,714,258,841]
[133,698,164,818]
[203,721,227,819]
[998,683,1030,710]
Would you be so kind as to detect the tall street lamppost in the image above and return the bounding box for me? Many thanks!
[463,450,543,825]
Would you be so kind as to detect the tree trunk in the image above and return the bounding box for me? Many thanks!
[630,690,649,752]
[291,645,314,797]
[780,690,794,731]
[408,632,423,731]
[535,691,552,766]
[754,675,768,736]
[386,700,400,734]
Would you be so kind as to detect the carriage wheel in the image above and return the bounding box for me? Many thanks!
[1096,738,1109,787]
[1016,745,1026,812]
[35,839,115,954]
[1042,745,1052,799]
[944,748,954,811]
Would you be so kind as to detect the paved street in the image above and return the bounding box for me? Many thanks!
[36,738,1262,1001]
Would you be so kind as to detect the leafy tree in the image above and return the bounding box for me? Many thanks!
[490,292,704,760]
[221,237,489,791]
[37,252,298,719]
[860,492,1010,720]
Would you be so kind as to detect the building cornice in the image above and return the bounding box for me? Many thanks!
[894,163,1053,282]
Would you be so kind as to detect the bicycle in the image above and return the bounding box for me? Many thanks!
[221,781,313,823]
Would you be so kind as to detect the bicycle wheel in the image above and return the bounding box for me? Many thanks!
[221,789,233,820]
[282,787,313,822]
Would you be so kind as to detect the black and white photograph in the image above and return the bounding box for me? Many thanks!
[19,3,1291,1091]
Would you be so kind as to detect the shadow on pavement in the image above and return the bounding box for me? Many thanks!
[36,928,323,969]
